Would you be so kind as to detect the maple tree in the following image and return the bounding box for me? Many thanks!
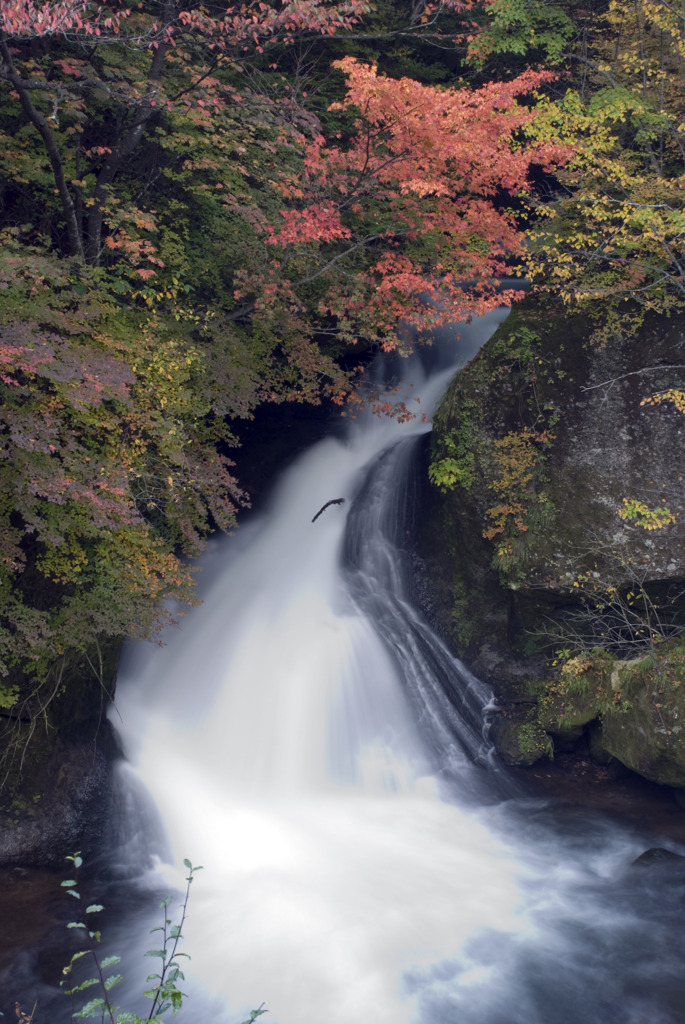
[240,56,565,367]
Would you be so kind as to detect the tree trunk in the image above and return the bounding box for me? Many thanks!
[0,36,85,262]
[84,12,172,266]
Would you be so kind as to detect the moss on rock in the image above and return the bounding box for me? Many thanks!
[489,712,553,766]
[419,296,685,781]
[486,641,685,778]
[599,642,685,787]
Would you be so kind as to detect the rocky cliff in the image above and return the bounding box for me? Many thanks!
[0,641,120,867]
[421,297,685,785]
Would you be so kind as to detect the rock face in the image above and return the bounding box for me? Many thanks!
[600,646,685,788]
[0,641,121,868]
[420,298,685,786]
[0,736,115,867]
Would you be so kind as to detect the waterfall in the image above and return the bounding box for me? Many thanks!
[112,309,685,1024]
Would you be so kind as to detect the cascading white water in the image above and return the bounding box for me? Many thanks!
[112,309,685,1024]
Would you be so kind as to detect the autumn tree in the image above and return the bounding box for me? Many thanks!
[238,56,564,371]
[0,0,570,713]
[502,0,685,338]
[0,0,375,266]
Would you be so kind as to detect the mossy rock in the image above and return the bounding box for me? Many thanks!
[599,647,685,787]
[537,653,615,739]
[527,643,685,785]
[421,297,685,689]
[538,686,601,739]
[489,713,552,766]
[418,297,685,796]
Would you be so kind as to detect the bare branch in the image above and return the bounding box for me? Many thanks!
[580,365,685,392]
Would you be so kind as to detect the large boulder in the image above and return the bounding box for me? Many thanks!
[0,641,121,867]
[600,646,685,787]
[419,297,685,784]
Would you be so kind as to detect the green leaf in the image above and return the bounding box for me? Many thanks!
[61,879,78,887]
[182,860,203,874]
[67,922,87,929]
[104,973,123,991]
[71,978,100,993]
[73,997,105,1018]
[99,956,122,969]
[68,951,89,964]
[144,950,167,959]
[240,1007,268,1024]
[85,904,105,914]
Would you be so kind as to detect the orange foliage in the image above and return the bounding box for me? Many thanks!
[260,59,568,349]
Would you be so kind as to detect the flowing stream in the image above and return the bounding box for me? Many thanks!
[112,310,685,1024]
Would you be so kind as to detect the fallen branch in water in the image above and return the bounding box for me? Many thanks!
[312,498,345,523]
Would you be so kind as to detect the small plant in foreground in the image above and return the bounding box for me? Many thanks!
[54,853,266,1024]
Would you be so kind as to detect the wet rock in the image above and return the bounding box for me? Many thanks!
[600,668,685,789]
[0,641,121,868]
[0,732,115,868]
[420,297,685,788]
[488,712,551,767]
[424,300,685,661]
[587,721,615,766]
[632,847,685,868]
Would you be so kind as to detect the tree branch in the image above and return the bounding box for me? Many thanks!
[0,35,85,260]
[581,365,685,392]
[84,2,173,264]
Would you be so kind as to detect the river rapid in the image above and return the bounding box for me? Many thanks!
[77,308,685,1023]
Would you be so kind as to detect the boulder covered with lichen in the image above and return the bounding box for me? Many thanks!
[599,644,685,787]
[418,297,685,784]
